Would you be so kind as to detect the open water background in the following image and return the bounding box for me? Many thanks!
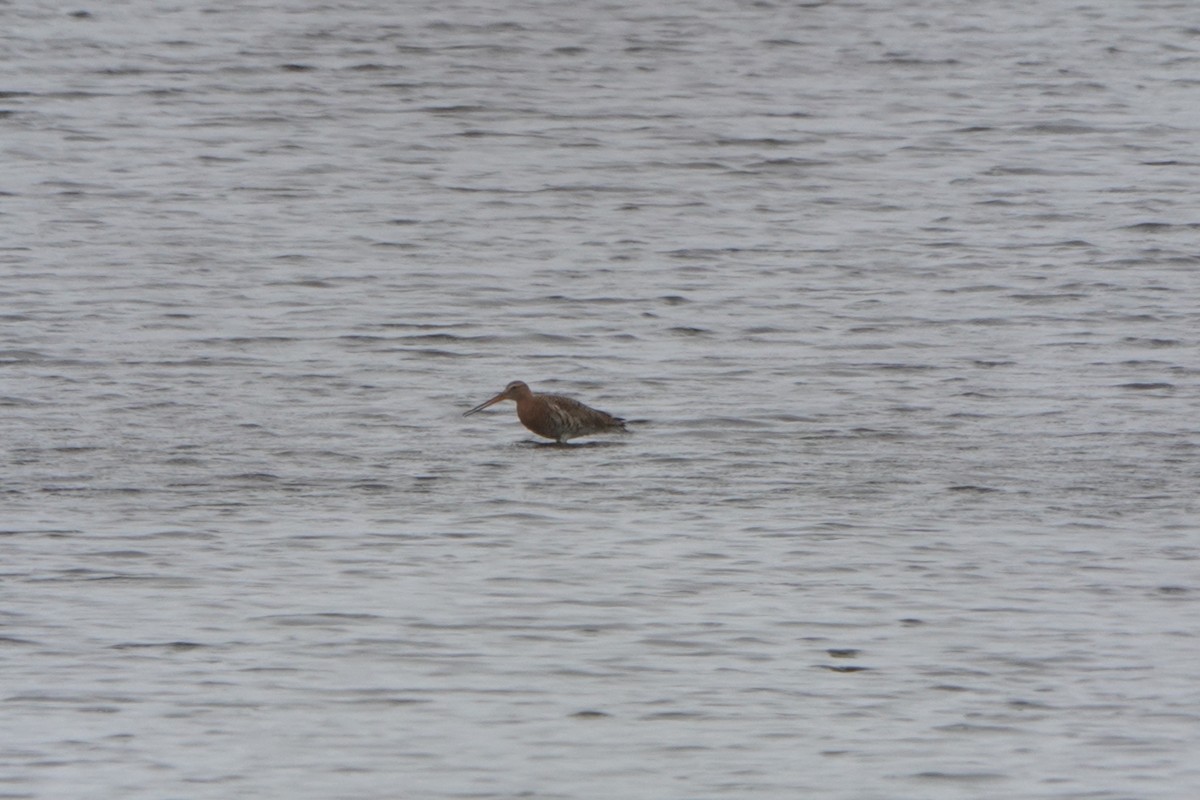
[3,1,1200,797]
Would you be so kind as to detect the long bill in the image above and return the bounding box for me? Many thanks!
[463,393,505,416]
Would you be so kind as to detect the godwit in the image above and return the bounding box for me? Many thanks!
[463,380,628,444]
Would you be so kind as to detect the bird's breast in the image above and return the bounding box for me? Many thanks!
[517,398,560,439]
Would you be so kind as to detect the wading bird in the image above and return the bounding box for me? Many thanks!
[463,380,628,444]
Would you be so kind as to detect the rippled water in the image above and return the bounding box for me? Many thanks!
[3,1,1199,797]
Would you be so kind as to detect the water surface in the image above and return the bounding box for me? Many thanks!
[2,1,1199,797]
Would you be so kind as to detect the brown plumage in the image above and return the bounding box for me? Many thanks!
[463,380,628,444]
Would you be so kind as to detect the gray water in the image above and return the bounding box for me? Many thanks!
[3,1,1199,797]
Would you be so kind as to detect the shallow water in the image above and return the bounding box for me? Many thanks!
[3,1,1199,797]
